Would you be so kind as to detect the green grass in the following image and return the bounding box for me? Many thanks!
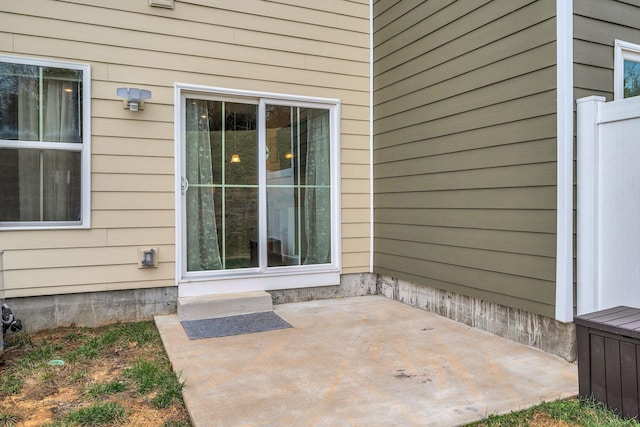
[467,397,640,426]
[66,402,127,426]
[69,368,88,383]
[1,321,165,396]
[1,320,189,426]
[124,359,185,408]
[0,410,22,427]
[83,380,127,399]
[0,374,23,395]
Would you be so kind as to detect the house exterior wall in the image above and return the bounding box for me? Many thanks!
[0,0,371,298]
[373,0,559,318]
[574,0,640,100]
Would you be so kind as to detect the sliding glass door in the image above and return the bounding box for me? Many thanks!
[182,95,334,278]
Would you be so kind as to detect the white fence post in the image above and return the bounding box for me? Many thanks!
[576,96,605,315]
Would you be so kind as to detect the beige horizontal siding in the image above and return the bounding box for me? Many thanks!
[93,193,174,211]
[373,0,557,317]
[574,0,640,100]
[341,193,369,209]
[5,264,174,289]
[1,0,370,297]
[342,223,370,239]
[1,230,108,251]
[5,246,175,270]
[5,280,176,299]
[106,228,175,246]
[92,137,174,158]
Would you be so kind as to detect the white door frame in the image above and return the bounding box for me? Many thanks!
[174,83,342,297]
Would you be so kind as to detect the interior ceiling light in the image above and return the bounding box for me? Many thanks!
[230,110,240,163]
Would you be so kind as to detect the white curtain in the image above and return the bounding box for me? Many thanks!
[303,109,331,264]
[16,72,79,221]
[186,100,223,271]
[17,74,40,221]
[43,78,80,220]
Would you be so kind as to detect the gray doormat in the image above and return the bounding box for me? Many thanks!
[181,311,292,340]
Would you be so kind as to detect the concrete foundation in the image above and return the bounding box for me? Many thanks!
[268,272,377,304]
[5,287,177,332]
[377,275,577,362]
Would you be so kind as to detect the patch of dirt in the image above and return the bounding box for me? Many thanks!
[0,325,191,427]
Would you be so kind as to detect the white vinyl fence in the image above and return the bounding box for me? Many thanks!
[577,95,640,315]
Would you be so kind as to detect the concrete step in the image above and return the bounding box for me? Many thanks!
[177,291,273,321]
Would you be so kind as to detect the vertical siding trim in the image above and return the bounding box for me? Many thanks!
[556,0,574,322]
[369,0,374,272]
[174,83,183,287]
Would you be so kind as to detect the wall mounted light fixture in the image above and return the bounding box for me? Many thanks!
[116,88,152,112]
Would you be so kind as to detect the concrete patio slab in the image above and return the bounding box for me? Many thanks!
[155,296,577,426]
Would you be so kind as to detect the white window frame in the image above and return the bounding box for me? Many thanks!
[0,55,91,230]
[614,40,640,100]
[174,83,342,297]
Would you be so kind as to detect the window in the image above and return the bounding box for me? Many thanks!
[614,40,640,99]
[177,85,340,287]
[0,56,90,228]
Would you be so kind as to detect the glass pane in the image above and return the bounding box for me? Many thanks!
[225,188,258,269]
[265,105,294,174]
[185,99,223,272]
[0,148,21,220]
[624,60,640,98]
[300,186,331,265]
[42,150,82,221]
[184,98,258,272]
[43,68,83,143]
[224,102,257,185]
[0,148,81,222]
[266,187,298,266]
[266,104,331,267]
[0,63,39,141]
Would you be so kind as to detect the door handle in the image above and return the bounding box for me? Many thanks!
[181,177,189,194]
